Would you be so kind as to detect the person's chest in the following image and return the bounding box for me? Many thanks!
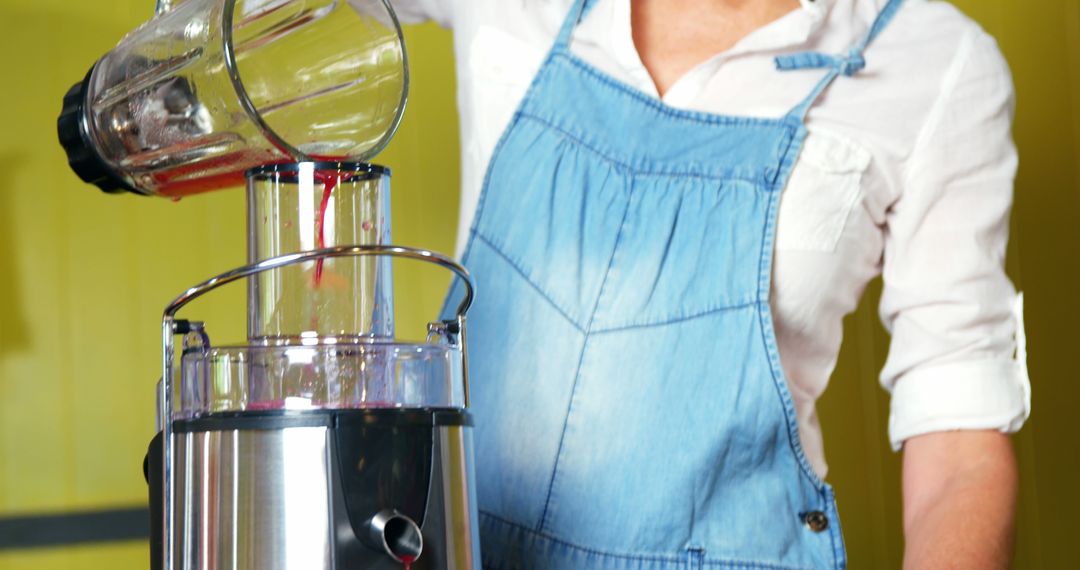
[448,0,946,327]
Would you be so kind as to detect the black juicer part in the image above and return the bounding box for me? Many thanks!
[56,65,141,195]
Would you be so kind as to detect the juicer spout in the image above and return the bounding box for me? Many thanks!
[362,509,423,563]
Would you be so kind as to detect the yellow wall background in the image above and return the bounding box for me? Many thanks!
[0,0,1075,567]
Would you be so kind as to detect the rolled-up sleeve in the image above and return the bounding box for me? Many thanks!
[879,28,1030,451]
[390,0,455,27]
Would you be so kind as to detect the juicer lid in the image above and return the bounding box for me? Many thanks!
[176,342,466,419]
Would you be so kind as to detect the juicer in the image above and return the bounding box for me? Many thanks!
[55,1,481,568]
[142,166,482,570]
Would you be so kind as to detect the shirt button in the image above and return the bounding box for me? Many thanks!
[803,511,829,532]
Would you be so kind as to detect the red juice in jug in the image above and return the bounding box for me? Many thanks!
[151,148,348,199]
[152,148,290,198]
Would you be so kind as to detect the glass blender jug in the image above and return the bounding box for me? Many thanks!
[57,0,407,196]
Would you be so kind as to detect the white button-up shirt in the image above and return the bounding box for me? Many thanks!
[394,0,1030,477]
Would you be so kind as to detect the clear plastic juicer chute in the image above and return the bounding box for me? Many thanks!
[247,162,395,343]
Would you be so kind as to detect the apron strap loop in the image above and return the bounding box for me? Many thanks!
[778,0,905,121]
[774,49,865,77]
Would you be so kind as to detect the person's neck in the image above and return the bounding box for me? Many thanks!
[631,0,802,96]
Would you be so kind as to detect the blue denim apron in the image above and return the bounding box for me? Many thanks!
[449,1,904,567]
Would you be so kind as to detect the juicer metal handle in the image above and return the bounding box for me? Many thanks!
[157,245,474,570]
[162,245,474,318]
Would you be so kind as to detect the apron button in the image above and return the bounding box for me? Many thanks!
[802,511,829,532]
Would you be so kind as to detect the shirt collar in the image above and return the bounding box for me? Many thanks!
[599,0,835,55]
[593,0,839,99]
[731,0,835,54]
[801,0,835,28]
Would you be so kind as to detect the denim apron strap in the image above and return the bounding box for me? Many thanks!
[778,0,906,120]
[553,0,596,51]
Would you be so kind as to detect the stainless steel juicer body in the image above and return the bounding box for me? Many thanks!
[148,246,480,570]
[147,409,479,569]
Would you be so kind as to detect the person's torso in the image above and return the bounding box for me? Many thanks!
[443,0,989,477]
[448,1,883,564]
